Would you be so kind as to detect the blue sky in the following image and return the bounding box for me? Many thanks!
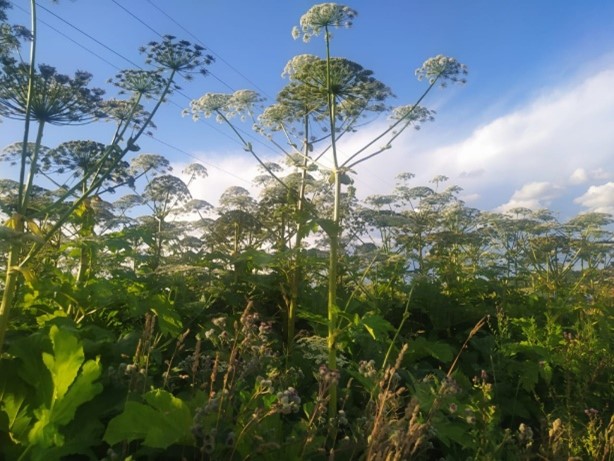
[2,0,614,216]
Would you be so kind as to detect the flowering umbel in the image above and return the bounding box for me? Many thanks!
[140,35,213,78]
[292,3,357,42]
[108,70,167,98]
[416,55,468,86]
[188,90,263,122]
[0,62,105,124]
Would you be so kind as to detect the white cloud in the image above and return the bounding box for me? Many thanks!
[496,181,564,212]
[569,167,611,185]
[351,66,614,213]
[171,64,614,218]
[570,168,588,185]
[173,152,262,207]
[574,182,614,214]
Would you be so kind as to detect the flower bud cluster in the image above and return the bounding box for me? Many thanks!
[441,376,461,395]
[517,423,534,448]
[277,387,301,414]
[319,364,341,385]
[358,359,377,379]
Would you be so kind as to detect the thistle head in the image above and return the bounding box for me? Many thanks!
[292,3,357,42]
[416,55,468,86]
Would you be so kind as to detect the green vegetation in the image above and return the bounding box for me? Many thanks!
[1,2,612,460]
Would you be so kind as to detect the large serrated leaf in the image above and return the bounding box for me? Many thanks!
[360,313,394,340]
[104,389,193,449]
[42,326,83,401]
[52,358,102,426]
[151,298,183,337]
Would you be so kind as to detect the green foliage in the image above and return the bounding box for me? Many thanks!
[1,2,612,460]
[0,322,103,460]
[104,389,193,449]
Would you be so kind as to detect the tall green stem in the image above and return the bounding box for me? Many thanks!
[17,0,37,208]
[0,1,37,354]
[323,25,340,418]
[287,116,310,352]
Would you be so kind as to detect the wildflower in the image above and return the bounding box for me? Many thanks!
[442,376,461,395]
[292,3,358,42]
[390,104,435,126]
[257,376,273,392]
[109,69,166,98]
[277,387,301,414]
[415,55,468,86]
[141,35,213,77]
[0,62,105,124]
[212,316,226,328]
[100,98,156,132]
[358,359,377,378]
[517,423,534,448]
[548,418,563,438]
[449,403,458,414]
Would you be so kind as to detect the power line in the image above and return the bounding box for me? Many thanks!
[146,134,252,186]
[109,0,235,92]
[9,1,266,190]
[145,0,269,98]
[12,3,122,71]
[35,1,143,69]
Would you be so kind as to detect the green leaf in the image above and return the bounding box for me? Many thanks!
[0,390,32,443]
[42,326,83,401]
[317,218,338,237]
[52,358,102,426]
[28,407,63,449]
[359,313,394,340]
[297,310,328,326]
[518,360,539,392]
[104,389,193,449]
[408,337,454,363]
[151,296,183,337]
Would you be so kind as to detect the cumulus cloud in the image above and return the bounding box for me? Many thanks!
[173,152,262,206]
[569,167,611,185]
[352,66,614,213]
[171,64,614,217]
[496,181,564,212]
[569,168,588,185]
[574,182,614,214]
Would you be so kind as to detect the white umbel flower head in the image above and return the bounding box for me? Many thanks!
[415,55,468,86]
[292,3,357,42]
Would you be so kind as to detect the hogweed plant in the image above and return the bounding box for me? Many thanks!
[0,1,213,353]
[189,2,467,419]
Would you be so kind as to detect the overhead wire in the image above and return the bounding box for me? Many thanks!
[144,0,270,98]
[109,0,235,92]
[12,3,122,71]
[10,1,396,198]
[106,0,281,158]
[9,0,271,187]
